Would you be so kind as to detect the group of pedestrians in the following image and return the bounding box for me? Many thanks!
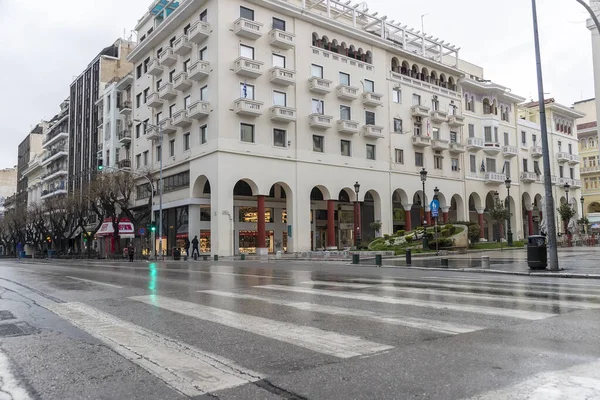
[184,236,200,258]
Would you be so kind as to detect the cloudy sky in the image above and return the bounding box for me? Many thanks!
[0,0,595,169]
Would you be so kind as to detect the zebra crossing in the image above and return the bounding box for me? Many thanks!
[48,274,600,397]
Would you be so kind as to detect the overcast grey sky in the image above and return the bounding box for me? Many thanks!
[0,0,595,169]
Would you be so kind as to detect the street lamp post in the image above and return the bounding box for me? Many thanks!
[135,119,163,260]
[353,181,361,249]
[564,182,571,235]
[420,168,428,250]
[433,186,439,255]
[505,178,513,246]
[530,0,559,270]
[581,195,586,234]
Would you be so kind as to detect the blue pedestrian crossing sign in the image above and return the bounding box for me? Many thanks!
[430,199,440,218]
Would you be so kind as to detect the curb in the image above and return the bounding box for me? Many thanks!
[348,263,600,279]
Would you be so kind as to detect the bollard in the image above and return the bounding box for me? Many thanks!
[405,249,412,265]
[202,255,208,261]
[375,254,382,267]
[214,255,219,261]
[481,256,490,269]
[440,258,449,267]
[241,253,246,261]
[352,253,360,264]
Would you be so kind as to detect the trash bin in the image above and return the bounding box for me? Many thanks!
[527,235,547,270]
[173,248,181,261]
[240,253,246,261]
[352,253,360,264]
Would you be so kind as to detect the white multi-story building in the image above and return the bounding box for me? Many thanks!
[97,74,134,170]
[41,100,69,201]
[125,0,582,256]
[22,154,44,205]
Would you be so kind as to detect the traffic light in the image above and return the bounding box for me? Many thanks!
[46,236,52,243]
[149,223,156,233]
[97,158,103,171]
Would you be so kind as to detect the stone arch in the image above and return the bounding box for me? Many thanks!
[391,57,400,72]
[589,202,600,213]
[450,194,465,221]
[434,190,448,208]
[310,185,331,201]
[411,64,419,78]
[269,182,294,252]
[363,189,382,239]
[468,192,483,210]
[439,73,446,87]
[338,187,355,203]
[365,50,372,63]
[191,174,210,198]
[312,32,320,47]
[430,70,438,82]
[401,61,410,75]
[392,188,409,206]
[233,178,259,196]
[421,67,429,81]
[522,192,532,208]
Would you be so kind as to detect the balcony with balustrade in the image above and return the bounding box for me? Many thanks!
[520,171,538,183]
[173,35,192,55]
[430,110,448,124]
[484,172,507,185]
[269,29,295,49]
[234,99,264,117]
[412,135,431,147]
[188,20,211,44]
[269,67,295,86]
[411,105,430,118]
[172,110,191,127]
[234,57,264,78]
[466,137,484,151]
[234,18,263,39]
[363,125,384,139]
[557,152,571,164]
[362,92,383,107]
[502,145,518,158]
[270,106,296,123]
[530,146,543,159]
[448,114,465,128]
[336,85,360,101]
[449,142,466,154]
[187,60,210,81]
[187,101,210,119]
[309,114,333,130]
[308,77,333,94]
[336,120,360,135]
[158,48,177,67]
[483,141,501,156]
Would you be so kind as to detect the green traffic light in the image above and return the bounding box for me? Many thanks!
[98,165,103,170]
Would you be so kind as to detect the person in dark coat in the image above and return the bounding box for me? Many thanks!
[191,236,200,258]
[128,243,135,262]
[184,238,191,257]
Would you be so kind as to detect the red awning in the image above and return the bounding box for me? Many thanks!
[96,218,135,238]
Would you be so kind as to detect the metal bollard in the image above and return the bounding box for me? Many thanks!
[352,253,360,264]
[405,249,412,265]
[202,255,208,261]
[440,258,449,267]
[241,253,246,261]
[481,256,490,269]
[375,254,382,267]
[214,255,219,261]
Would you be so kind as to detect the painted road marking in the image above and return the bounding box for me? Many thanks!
[48,302,261,397]
[131,295,393,358]
[257,285,556,320]
[0,349,32,399]
[65,276,123,289]
[198,290,484,335]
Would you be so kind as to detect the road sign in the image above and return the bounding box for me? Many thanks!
[430,199,440,217]
[138,227,146,236]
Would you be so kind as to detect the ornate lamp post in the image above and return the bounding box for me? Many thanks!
[353,181,361,249]
[505,178,513,246]
[420,168,428,250]
[581,195,586,234]
[564,182,571,235]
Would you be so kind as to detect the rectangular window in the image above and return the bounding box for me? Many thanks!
[200,9,208,22]
[272,17,286,31]
[240,82,255,99]
[135,123,141,138]
[136,64,142,79]
[169,69,176,82]
[200,125,207,144]
[570,167,574,179]
[486,158,496,173]
[339,72,350,86]
[412,94,421,106]
[169,103,176,118]
[136,93,141,108]
[393,118,403,133]
[240,123,254,143]
[199,46,207,60]
[200,85,208,101]
[533,161,540,174]
[521,131,527,145]
[311,64,323,78]
[240,6,254,20]
[468,124,475,138]
[415,152,424,167]
[169,139,175,157]
[451,158,459,172]
[273,91,286,106]
[558,141,562,152]
[341,140,351,156]
[365,111,375,125]
[470,154,476,173]
[312,99,324,114]
[156,145,162,162]
[272,53,285,68]
[183,23,191,35]
[184,95,191,109]
[395,149,404,164]
[313,135,324,152]
[450,131,457,143]
[484,126,492,142]
[156,79,162,91]
[432,127,440,140]
[143,58,150,74]
[157,47,162,58]
[504,161,511,178]
[568,143,572,154]
[522,158,528,172]
[143,88,149,104]
[184,132,190,150]
[143,151,148,166]
[532,134,537,145]
[136,154,141,169]
[366,144,376,160]
[156,112,162,126]
[494,127,499,143]
[504,132,509,146]
[340,105,351,120]
[273,129,286,147]
[240,44,254,59]
[169,36,176,48]
[559,165,564,178]
[431,97,439,111]
[434,154,443,169]
[392,89,401,103]
[364,79,374,93]
[183,58,190,72]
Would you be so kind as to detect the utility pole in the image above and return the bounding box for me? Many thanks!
[531,0,559,270]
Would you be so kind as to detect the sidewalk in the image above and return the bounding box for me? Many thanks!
[378,247,600,279]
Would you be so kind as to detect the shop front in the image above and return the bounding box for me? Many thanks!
[234,205,287,254]
[96,218,135,257]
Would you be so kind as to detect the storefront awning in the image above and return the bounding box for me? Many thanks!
[96,218,135,238]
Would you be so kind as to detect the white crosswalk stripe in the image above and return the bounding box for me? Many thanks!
[198,289,485,335]
[47,302,262,397]
[130,295,393,358]
[258,285,557,320]
[301,280,600,310]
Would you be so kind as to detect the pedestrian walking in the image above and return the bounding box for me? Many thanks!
[184,238,191,257]
[191,235,200,258]
[128,242,135,262]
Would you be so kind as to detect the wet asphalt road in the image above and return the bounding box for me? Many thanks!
[0,258,600,399]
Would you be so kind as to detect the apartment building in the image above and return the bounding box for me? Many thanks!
[16,124,45,214]
[0,168,18,218]
[125,0,582,256]
[517,99,584,235]
[68,39,134,195]
[40,100,70,201]
[97,74,134,170]
[573,98,600,229]
[21,154,44,205]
